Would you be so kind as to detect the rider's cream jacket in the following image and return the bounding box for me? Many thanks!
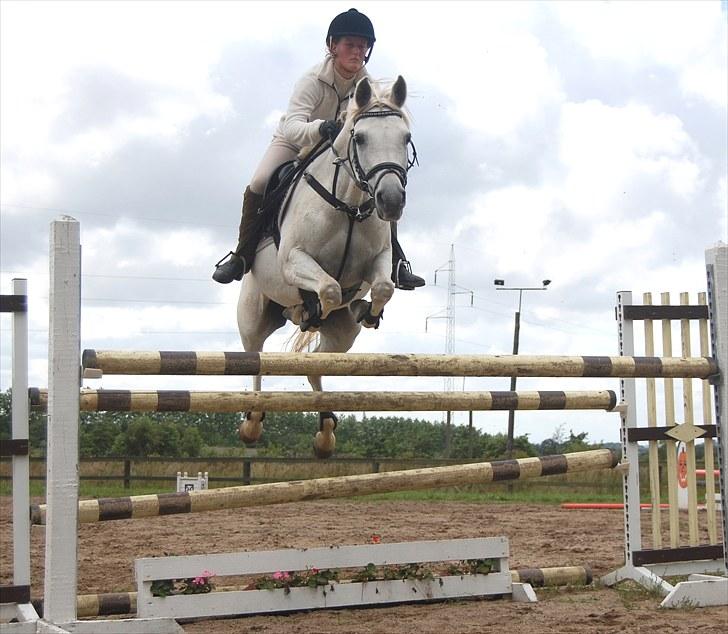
[273,57,370,149]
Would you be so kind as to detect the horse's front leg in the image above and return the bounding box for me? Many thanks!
[237,276,285,445]
[239,374,264,444]
[281,247,342,320]
[351,248,395,328]
[308,308,362,459]
[368,247,396,317]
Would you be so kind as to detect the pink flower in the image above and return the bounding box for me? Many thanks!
[192,570,214,585]
[272,571,291,581]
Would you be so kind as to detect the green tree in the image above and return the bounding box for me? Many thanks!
[111,417,158,456]
[179,426,203,457]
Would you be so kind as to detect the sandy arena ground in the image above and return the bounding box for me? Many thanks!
[2,498,727,633]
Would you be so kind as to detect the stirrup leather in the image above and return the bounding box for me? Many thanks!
[214,251,237,268]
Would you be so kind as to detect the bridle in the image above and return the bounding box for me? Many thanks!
[303,106,418,224]
[344,108,418,197]
[300,105,418,284]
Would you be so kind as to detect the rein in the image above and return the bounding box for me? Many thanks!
[302,107,418,282]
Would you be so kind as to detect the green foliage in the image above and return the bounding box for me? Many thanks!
[0,389,48,451]
[538,424,592,455]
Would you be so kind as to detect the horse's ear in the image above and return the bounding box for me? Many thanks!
[355,77,372,108]
[391,76,407,108]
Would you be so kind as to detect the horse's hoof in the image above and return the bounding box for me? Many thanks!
[239,414,263,445]
[320,285,342,317]
[351,300,382,329]
[313,432,336,459]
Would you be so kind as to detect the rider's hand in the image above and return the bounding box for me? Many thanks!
[319,120,341,142]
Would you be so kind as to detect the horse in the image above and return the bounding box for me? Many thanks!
[236,75,415,458]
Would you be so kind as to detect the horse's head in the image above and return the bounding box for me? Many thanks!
[342,76,415,222]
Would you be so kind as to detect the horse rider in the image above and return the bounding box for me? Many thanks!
[212,8,425,291]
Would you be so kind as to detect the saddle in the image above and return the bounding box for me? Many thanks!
[260,160,300,248]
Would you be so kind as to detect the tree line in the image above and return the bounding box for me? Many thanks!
[0,389,600,460]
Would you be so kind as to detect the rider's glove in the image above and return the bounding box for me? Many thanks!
[319,120,341,142]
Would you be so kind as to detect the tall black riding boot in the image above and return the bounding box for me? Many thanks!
[212,187,266,284]
[390,224,425,290]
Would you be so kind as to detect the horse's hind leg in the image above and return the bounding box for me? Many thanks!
[308,308,362,458]
[237,278,285,445]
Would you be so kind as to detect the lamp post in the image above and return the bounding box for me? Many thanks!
[493,278,551,458]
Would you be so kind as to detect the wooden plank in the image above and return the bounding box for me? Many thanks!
[626,425,715,442]
[136,537,509,580]
[138,573,515,620]
[79,351,719,379]
[661,575,728,608]
[0,294,27,313]
[43,217,81,625]
[662,291,680,548]
[681,292,700,546]
[30,449,618,525]
[29,389,620,413]
[699,292,717,544]
[623,305,709,321]
[136,538,514,620]
[643,293,662,548]
[0,584,31,604]
[0,439,29,457]
[632,544,725,566]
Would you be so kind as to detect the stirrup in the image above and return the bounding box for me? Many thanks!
[212,251,246,283]
[394,258,424,290]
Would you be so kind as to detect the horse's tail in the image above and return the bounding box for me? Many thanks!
[287,329,319,353]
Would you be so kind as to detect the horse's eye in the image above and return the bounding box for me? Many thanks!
[354,133,365,146]
[405,133,412,144]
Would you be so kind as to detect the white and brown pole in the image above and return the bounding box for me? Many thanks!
[31,449,618,525]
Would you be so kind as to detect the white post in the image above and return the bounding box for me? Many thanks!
[43,216,81,624]
[616,291,643,563]
[705,242,728,565]
[11,279,31,592]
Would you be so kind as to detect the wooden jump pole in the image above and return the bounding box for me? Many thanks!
[30,449,618,525]
[82,349,718,379]
[29,388,619,413]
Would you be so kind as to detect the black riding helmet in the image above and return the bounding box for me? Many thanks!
[327,8,376,63]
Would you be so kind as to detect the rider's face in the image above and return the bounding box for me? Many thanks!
[331,36,369,78]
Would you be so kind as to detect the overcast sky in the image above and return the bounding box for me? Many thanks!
[1,1,726,445]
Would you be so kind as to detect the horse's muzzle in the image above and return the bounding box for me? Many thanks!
[375,181,405,222]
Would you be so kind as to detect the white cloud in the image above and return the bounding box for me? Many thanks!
[553,1,727,107]
[558,100,702,216]
[1,1,725,444]
[377,2,564,137]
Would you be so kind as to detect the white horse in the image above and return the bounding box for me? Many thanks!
[236,75,414,457]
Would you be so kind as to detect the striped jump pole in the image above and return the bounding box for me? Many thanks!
[82,350,718,379]
[30,449,618,525]
[29,389,619,413]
